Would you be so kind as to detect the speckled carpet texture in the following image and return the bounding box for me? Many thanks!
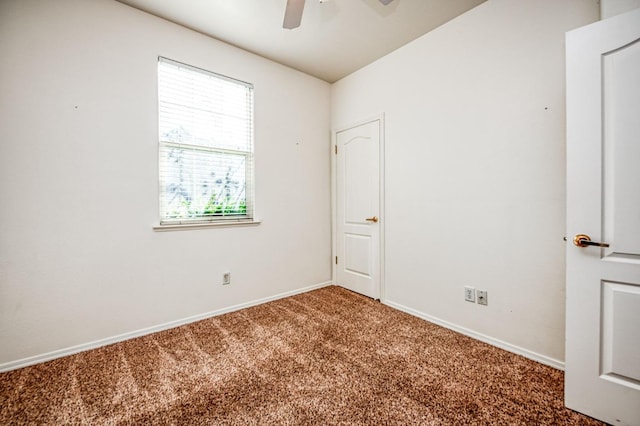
[1,286,603,425]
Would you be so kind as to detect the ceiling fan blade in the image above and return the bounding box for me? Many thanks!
[378,0,394,4]
[283,0,305,29]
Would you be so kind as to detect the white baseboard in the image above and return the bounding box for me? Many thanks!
[0,281,332,373]
[383,299,565,371]
[2,283,563,373]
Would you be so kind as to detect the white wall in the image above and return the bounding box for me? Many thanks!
[601,0,640,18]
[332,0,599,365]
[0,0,331,367]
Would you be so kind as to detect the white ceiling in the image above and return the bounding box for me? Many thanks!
[116,0,486,83]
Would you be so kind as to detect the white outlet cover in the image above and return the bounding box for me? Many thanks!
[464,286,475,302]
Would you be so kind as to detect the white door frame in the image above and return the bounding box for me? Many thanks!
[332,114,386,301]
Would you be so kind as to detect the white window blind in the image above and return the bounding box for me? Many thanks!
[158,57,254,225]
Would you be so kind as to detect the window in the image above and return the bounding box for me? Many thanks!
[157,57,254,226]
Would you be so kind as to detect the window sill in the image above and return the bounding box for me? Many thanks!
[153,220,261,232]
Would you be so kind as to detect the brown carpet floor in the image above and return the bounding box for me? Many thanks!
[0,286,604,425]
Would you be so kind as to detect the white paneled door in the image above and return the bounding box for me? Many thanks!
[565,9,640,426]
[335,119,381,300]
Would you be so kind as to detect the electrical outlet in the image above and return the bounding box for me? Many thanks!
[477,290,488,306]
[464,286,475,302]
[222,272,231,285]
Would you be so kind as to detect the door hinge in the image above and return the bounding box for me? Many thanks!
[334,145,337,155]
[335,256,338,264]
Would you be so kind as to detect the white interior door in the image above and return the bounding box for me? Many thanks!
[335,119,381,299]
[565,9,640,426]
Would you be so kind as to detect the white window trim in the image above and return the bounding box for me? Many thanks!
[153,219,261,232]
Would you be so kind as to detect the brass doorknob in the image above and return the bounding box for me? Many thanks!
[365,216,379,223]
[573,234,610,248]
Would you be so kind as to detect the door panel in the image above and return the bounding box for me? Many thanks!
[603,39,640,259]
[601,281,640,382]
[344,233,371,276]
[345,137,374,223]
[565,8,640,425]
[336,119,380,299]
